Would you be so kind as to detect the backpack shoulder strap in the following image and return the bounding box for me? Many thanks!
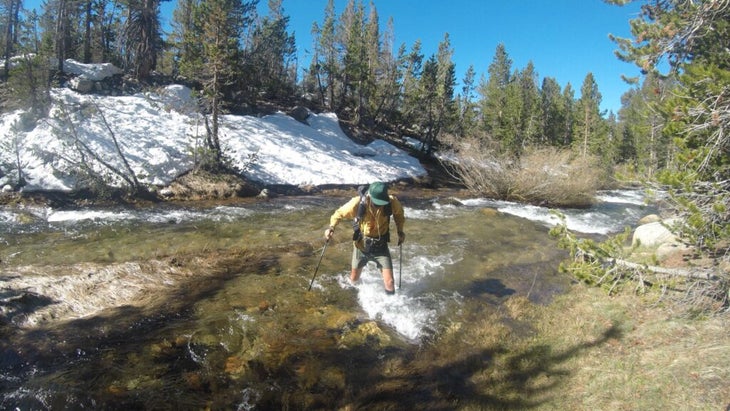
[356,185,368,221]
[352,185,369,240]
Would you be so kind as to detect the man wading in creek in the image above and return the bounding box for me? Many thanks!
[324,182,405,294]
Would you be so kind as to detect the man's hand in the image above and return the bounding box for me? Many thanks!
[324,226,335,240]
[397,231,405,245]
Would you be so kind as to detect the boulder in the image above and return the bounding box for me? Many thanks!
[288,106,310,124]
[632,221,678,248]
[638,214,661,225]
[69,77,95,93]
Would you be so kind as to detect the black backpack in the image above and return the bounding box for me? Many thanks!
[352,184,392,241]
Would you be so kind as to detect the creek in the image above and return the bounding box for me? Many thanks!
[0,188,656,409]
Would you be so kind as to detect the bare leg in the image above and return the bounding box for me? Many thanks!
[382,268,395,293]
[350,267,362,284]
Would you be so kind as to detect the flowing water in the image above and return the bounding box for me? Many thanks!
[0,189,656,409]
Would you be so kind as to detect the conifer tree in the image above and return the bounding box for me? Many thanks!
[540,76,566,146]
[609,0,729,184]
[338,0,365,119]
[182,0,257,168]
[50,0,70,72]
[6,9,51,115]
[618,72,670,177]
[606,0,729,298]
[415,33,456,155]
[1,0,22,79]
[456,64,479,137]
[169,0,199,78]
[125,0,163,80]
[561,82,575,146]
[518,61,542,149]
[500,70,523,153]
[361,1,382,124]
[247,0,296,101]
[574,73,607,159]
[369,16,399,127]
[310,0,337,110]
[399,39,423,133]
[478,43,512,144]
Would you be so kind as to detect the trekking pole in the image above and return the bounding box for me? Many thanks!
[308,238,329,291]
[398,243,403,289]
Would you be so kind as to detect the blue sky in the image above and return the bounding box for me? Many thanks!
[256,0,644,114]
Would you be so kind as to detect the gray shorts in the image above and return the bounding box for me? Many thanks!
[351,244,392,270]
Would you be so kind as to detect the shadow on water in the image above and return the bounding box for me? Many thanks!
[467,278,516,298]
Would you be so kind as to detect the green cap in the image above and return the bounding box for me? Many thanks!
[368,182,390,206]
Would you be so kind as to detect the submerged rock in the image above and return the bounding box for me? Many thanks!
[338,320,392,349]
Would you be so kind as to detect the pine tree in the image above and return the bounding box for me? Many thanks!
[399,39,423,134]
[540,76,566,146]
[609,0,729,183]
[618,72,670,177]
[338,0,366,119]
[574,73,606,159]
[417,33,456,155]
[247,0,296,101]
[169,0,199,78]
[517,61,542,149]
[561,82,575,146]
[124,0,163,80]
[369,16,399,127]
[186,0,257,168]
[360,1,377,118]
[310,0,337,110]
[608,0,729,295]
[478,43,512,144]
[456,64,478,137]
[6,9,52,115]
[50,0,70,72]
[500,70,523,154]
[1,0,22,79]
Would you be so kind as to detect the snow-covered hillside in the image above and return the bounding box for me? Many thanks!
[0,60,427,192]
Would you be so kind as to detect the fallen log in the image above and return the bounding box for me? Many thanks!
[606,258,719,281]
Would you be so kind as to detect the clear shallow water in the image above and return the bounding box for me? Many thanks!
[0,190,658,409]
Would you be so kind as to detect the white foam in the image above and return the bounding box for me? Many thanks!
[596,189,651,205]
[47,209,135,222]
[457,189,656,235]
[339,246,460,341]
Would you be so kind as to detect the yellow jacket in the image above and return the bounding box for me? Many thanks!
[329,195,405,238]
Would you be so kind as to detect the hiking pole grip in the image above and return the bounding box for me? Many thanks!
[308,238,329,291]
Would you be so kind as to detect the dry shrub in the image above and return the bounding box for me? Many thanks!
[163,170,259,200]
[512,147,601,207]
[442,135,516,198]
[443,135,602,207]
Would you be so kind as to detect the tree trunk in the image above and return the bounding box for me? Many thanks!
[55,0,67,72]
[3,0,22,79]
[83,0,92,63]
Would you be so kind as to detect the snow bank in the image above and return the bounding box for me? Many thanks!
[0,60,427,192]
